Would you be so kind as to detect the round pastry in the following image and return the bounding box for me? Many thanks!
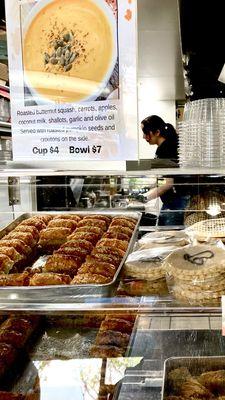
[96,238,128,253]
[137,230,190,250]
[19,216,47,231]
[163,244,225,281]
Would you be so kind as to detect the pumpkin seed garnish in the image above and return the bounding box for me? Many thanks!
[64,63,72,72]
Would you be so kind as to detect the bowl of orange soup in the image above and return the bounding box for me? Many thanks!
[23,0,117,104]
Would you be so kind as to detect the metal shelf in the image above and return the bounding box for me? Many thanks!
[0,163,224,177]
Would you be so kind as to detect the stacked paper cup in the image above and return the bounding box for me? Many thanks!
[178,98,225,168]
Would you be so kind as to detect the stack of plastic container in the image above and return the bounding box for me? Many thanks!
[178,98,225,168]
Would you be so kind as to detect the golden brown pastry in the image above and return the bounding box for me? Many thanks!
[77,258,116,278]
[0,392,26,400]
[92,245,125,259]
[96,238,128,253]
[100,318,133,334]
[77,219,107,231]
[104,314,136,323]
[86,255,117,273]
[180,377,213,399]
[89,253,121,267]
[53,214,82,222]
[61,239,94,253]
[198,370,225,395]
[95,330,130,348]
[108,225,133,238]
[0,329,27,348]
[75,226,104,236]
[0,246,23,263]
[47,218,77,231]
[5,232,36,248]
[168,367,192,393]
[44,253,82,276]
[112,216,137,224]
[67,231,100,245]
[38,214,53,224]
[90,344,124,358]
[38,227,71,250]
[29,272,71,286]
[20,216,47,231]
[0,254,14,274]
[83,214,111,224]
[0,239,32,256]
[1,317,33,335]
[110,217,136,229]
[0,272,30,286]
[102,231,130,241]
[0,343,17,365]
[71,273,111,284]
[14,225,39,242]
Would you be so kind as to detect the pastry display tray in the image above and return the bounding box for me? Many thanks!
[162,356,225,400]
[0,211,141,301]
[0,315,139,398]
[113,331,225,400]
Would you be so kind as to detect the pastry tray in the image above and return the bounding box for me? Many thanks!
[162,355,225,400]
[0,314,138,397]
[0,211,141,300]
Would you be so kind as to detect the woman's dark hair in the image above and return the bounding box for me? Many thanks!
[141,115,178,143]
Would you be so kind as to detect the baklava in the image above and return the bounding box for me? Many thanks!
[75,226,104,236]
[0,246,23,263]
[99,318,133,334]
[95,330,130,348]
[47,218,77,231]
[0,272,30,286]
[29,272,71,286]
[71,273,111,285]
[19,216,47,231]
[102,231,130,241]
[44,253,82,276]
[53,214,82,222]
[5,232,37,248]
[38,227,71,251]
[77,219,107,232]
[90,344,124,358]
[96,238,128,253]
[92,245,125,260]
[89,252,121,268]
[83,214,111,224]
[0,239,31,258]
[0,254,14,274]
[0,343,17,365]
[67,231,100,245]
[108,225,133,238]
[13,225,40,242]
[78,258,116,278]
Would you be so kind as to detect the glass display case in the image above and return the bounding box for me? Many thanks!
[0,164,223,400]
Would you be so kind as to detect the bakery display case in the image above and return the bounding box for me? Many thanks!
[0,167,224,400]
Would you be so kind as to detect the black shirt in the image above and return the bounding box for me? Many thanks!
[155,139,178,163]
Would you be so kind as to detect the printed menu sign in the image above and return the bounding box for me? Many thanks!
[5,0,138,161]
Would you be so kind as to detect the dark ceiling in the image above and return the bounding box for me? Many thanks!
[179,0,225,99]
[0,2,5,22]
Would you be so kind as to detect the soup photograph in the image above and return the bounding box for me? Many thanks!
[21,0,119,105]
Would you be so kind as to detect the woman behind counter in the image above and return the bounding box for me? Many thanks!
[141,115,190,226]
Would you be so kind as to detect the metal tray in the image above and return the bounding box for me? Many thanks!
[0,211,141,300]
[1,314,139,398]
[162,356,225,399]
